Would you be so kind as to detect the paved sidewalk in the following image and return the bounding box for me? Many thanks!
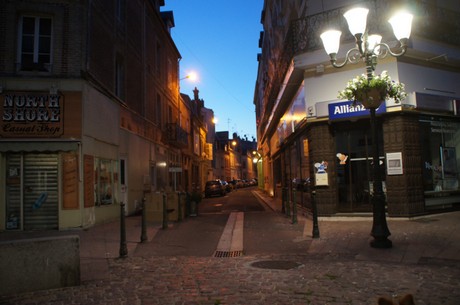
[254,189,460,264]
[78,216,161,282]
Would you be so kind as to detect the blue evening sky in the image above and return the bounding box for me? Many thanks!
[163,1,263,140]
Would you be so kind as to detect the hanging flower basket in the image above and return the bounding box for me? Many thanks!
[356,87,386,109]
[338,71,407,108]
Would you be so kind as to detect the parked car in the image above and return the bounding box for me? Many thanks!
[231,179,244,189]
[222,180,232,192]
[205,179,227,198]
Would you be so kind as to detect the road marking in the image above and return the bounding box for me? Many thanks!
[214,211,244,257]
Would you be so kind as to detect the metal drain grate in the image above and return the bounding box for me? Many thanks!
[213,250,244,258]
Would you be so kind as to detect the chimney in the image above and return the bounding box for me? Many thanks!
[193,87,199,101]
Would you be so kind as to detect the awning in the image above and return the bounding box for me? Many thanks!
[0,141,79,152]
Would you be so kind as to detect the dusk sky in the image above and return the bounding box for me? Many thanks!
[163,1,264,140]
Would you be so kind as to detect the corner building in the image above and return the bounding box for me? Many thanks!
[255,0,460,217]
[0,0,185,230]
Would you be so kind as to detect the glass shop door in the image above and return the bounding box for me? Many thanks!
[335,123,385,213]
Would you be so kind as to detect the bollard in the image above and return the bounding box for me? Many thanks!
[177,192,183,222]
[162,192,168,229]
[119,202,128,257]
[185,192,191,217]
[292,188,298,224]
[285,188,291,218]
[311,190,320,238]
[281,187,286,214]
[140,197,147,243]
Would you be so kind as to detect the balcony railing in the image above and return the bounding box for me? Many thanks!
[291,0,460,55]
[164,123,188,148]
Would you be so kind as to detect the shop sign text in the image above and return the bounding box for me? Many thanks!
[1,93,64,137]
[328,101,386,120]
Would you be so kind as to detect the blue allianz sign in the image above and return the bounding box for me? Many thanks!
[328,101,386,120]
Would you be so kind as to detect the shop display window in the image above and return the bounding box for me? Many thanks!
[94,158,119,206]
[420,118,460,192]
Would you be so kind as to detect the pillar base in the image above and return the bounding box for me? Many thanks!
[370,237,392,249]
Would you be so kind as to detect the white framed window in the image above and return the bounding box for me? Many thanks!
[18,16,52,72]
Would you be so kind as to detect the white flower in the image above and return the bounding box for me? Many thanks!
[338,71,407,105]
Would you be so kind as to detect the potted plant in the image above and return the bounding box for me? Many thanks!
[338,71,407,108]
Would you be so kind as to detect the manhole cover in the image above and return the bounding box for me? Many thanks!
[250,260,302,270]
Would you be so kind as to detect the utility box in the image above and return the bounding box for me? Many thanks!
[144,192,186,222]
[144,192,164,222]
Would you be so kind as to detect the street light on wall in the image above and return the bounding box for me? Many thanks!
[180,71,198,82]
[320,7,413,249]
[178,71,198,125]
[252,150,262,164]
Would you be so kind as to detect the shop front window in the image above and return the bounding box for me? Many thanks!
[420,118,460,193]
[94,158,119,206]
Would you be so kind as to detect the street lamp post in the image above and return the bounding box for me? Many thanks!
[320,7,413,248]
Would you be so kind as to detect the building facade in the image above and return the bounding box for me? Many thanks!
[0,0,209,231]
[214,131,257,183]
[255,0,460,216]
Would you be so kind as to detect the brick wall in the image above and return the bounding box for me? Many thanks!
[306,122,338,215]
[384,114,425,216]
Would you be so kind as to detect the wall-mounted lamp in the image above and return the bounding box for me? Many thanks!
[156,161,167,167]
[252,150,262,164]
[180,71,198,82]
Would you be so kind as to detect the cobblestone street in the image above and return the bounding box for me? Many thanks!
[2,253,459,305]
[1,190,460,305]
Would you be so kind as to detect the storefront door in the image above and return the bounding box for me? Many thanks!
[337,157,373,212]
[5,153,59,230]
[335,123,385,212]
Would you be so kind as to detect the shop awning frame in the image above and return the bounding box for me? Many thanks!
[0,141,80,152]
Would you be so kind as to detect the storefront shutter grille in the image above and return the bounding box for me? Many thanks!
[23,154,58,230]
